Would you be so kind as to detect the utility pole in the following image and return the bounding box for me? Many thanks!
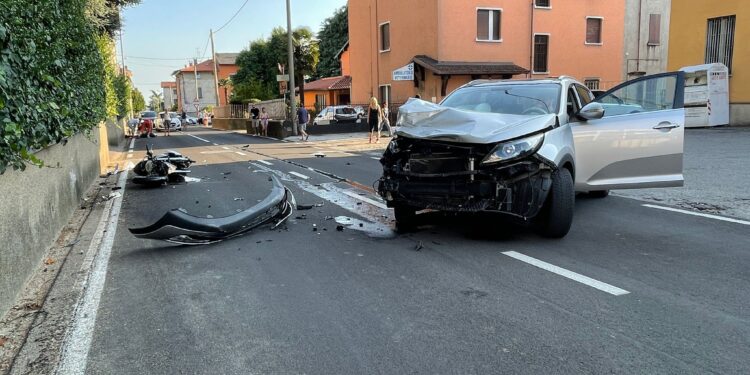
[193,56,199,116]
[286,0,297,135]
[118,12,132,119]
[210,29,221,106]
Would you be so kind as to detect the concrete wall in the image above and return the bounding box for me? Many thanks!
[0,130,102,315]
[623,0,671,79]
[212,118,248,131]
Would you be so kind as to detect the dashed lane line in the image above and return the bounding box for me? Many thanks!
[187,134,211,143]
[235,151,247,156]
[257,160,273,166]
[288,171,310,180]
[341,190,388,210]
[502,251,630,296]
[643,204,750,226]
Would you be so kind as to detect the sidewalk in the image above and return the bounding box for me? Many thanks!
[614,127,750,220]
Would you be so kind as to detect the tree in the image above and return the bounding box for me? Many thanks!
[218,77,232,105]
[149,90,163,111]
[132,88,146,113]
[113,73,132,118]
[232,27,319,104]
[316,6,348,79]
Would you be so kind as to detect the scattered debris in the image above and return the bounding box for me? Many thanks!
[44,257,56,265]
[256,241,262,244]
[195,201,200,204]
[314,203,324,207]
[414,241,424,251]
[111,186,122,191]
[297,204,314,210]
[359,223,364,227]
[233,197,245,201]
[65,239,80,247]
[460,288,488,298]
[346,162,351,165]
[221,171,232,175]
[336,225,345,231]
[0,336,7,347]
[313,152,326,158]
[324,216,334,220]
[206,215,214,219]
[242,144,250,148]
[312,224,318,232]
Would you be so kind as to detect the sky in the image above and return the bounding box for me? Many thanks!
[120,0,347,96]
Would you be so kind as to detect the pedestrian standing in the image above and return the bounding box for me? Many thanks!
[297,106,309,141]
[379,101,393,138]
[181,110,187,130]
[260,107,269,137]
[368,97,383,144]
[251,105,260,135]
[163,111,171,137]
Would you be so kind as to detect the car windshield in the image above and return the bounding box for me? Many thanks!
[142,111,156,118]
[441,83,561,115]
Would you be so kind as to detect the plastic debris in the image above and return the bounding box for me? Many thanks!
[336,225,344,231]
[234,197,245,201]
[297,204,314,210]
[312,224,318,232]
[414,241,424,251]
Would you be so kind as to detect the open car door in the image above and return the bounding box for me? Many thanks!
[571,72,685,191]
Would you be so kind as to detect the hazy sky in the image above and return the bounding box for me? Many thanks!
[120,0,347,96]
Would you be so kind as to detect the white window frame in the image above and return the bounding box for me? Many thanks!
[534,0,551,9]
[585,16,604,46]
[378,84,392,106]
[379,21,391,53]
[532,33,550,75]
[584,78,600,90]
[476,7,503,43]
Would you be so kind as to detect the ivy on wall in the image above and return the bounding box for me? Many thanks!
[0,0,137,174]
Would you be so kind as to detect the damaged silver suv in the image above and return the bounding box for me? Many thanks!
[378,73,685,237]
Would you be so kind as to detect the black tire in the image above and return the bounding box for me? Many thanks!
[394,204,417,230]
[534,168,574,238]
[588,190,609,198]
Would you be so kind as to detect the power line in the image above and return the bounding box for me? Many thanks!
[126,55,194,61]
[214,0,250,34]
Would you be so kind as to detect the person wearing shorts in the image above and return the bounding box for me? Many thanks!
[297,107,309,141]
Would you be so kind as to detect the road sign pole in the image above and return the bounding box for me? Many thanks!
[286,0,297,136]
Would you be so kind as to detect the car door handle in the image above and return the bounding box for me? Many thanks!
[653,122,680,130]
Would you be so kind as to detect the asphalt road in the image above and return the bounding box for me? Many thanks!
[83,128,750,374]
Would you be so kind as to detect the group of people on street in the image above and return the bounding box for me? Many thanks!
[249,104,270,137]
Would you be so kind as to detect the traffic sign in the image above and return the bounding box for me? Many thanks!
[276,74,290,82]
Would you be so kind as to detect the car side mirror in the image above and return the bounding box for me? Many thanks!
[577,102,605,121]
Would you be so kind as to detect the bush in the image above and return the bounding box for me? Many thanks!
[0,0,113,173]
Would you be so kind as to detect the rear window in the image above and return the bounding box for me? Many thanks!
[142,111,156,118]
[336,107,356,115]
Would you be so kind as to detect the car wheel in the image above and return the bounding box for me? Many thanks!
[534,168,574,238]
[588,190,609,198]
[394,204,417,230]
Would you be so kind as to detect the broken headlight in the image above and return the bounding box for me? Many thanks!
[387,138,400,154]
[481,133,544,164]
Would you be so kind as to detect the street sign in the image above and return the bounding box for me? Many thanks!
[392,63,414,81]
[276,74,290,82]
[279,81,287,94]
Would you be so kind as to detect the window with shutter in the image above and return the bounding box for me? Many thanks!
[533,34,549,73]
[648,14,661,45]
[586,17,602,44]
[380,22,390,51]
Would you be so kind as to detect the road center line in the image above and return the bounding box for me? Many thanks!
[289,171,310,180]
[502,251,630,296]
[257,160,273,166]
[187,134,211,143]
[342,190,388,210]
[235,151,247,156]
[642,204,750,226]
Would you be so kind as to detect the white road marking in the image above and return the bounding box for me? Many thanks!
[126,153,133,159]
[370,157,380,160]
[221,146,229,150]
[642,204,750,226]
[187,134,211,143]
[199,150,234,154]
[502,251,630,296]
[212,143,219,146]
[307,167,315,171]
[289,171,310,180]
[342,190,388,210]
[128,138,135,151]
[56,171,128,374]
[257,160,273,166]
[235,151,247,156]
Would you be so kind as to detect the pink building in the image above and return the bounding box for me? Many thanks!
[349,0,625,104]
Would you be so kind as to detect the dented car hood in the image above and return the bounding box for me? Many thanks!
[395,99,556,144]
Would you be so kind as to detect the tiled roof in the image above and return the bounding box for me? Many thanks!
[304,75,351,91]
[413,55,529,76]
[160,81,176,88]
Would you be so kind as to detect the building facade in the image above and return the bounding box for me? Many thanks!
[348,0,625,105]
[668,0,749,125]
[161,81,177,110]
[623,0,671,79]
[173,53,239,114]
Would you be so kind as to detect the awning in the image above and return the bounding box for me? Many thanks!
[412,55,529,76]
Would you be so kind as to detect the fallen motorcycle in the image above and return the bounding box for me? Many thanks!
[132,145,194,186]
[129,176,295,245]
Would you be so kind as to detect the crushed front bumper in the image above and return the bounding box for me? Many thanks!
[377,139,555,219]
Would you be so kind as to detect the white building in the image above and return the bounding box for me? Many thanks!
[173,53,239,115]
[160,81,177,110]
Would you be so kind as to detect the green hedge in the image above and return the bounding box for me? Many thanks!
[0,0,110,173]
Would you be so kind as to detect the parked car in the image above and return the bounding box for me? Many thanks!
[139,111,157,125]
[185,116,198,125]
[378,73,685,237]
[313,105,362,125]
[156,111,182,131]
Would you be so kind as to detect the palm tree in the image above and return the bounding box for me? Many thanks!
[218,77,232,105]
[149,90,163,111]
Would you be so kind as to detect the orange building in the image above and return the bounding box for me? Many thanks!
[302,41,353,110]
[348,0,625,105]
